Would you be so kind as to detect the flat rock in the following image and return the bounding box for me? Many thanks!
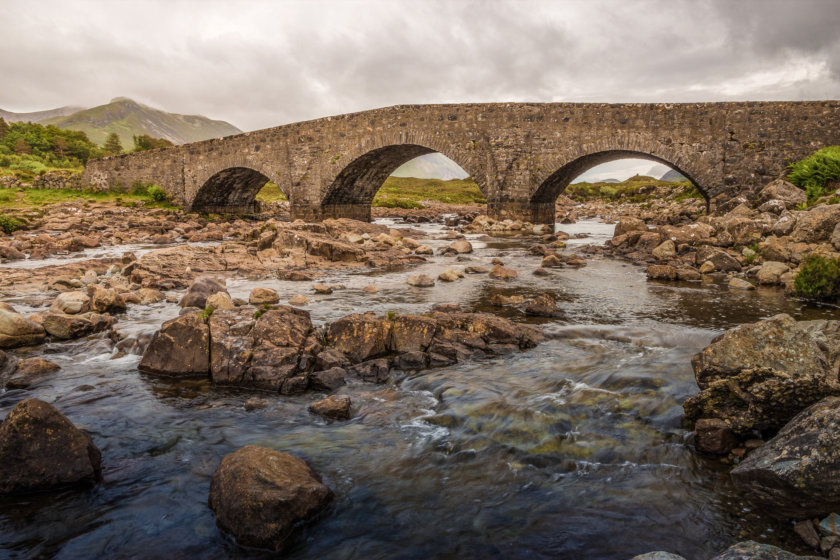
[308,395,352,420]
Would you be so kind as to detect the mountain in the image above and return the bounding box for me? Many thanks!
[601,178,620,183]
[660,169,688,182]
[391,153,469,180]
[40,97,242,147]
[0,105,84,123]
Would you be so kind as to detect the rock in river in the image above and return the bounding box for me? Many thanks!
[138,311,210,377]
[731,396,840,520]
[0,308,46,349]
[180,276,229,309]
[208,445,333,552]
[0,398,101,494]
[683,314,840,435]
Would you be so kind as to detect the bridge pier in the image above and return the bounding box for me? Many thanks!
[290,203,372,222]
[487,201,555,225]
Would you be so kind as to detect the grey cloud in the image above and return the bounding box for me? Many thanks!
[0,0,838,132]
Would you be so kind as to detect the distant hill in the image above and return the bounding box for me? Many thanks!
[601,178,620,183]
[0,105,83,123]
[660,169,688,182]
[39,97,242,147]
[391,153,469,180]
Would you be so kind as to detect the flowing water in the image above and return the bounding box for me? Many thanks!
[1,219,838,560]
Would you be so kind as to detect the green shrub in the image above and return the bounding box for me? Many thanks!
[198,306,215,320]
[146,185,167,202]
[788,146,840,201]
[794,255,840,302]
[0,215,27,234]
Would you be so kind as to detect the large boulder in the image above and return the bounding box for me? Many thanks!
[755,179,808,210]
[180,276,229,309]
[756,261,790,285]
[613,216,647,237]
[731,396,840,520]
[208,445,333,552]
[42,312,107,340]
[0,308,46,348]
[50,291,91,315]
[0,399,101,494]
[683,314,840,434]
[209,306,316,391]
[389,315,437,354]
[327,313,390,363]
[88,286,126,314]
[790,205,840,243]
[138,311,210,377]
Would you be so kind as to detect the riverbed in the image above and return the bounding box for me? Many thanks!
[1,218,837,559]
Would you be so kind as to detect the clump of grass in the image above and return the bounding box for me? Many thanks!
[146,185,167,202]
[198,306,215,320]
[387,310,396,321]
[0,215,27,234]
[787,146,840,202]
[794,255,840,302]
[254,303,274,319]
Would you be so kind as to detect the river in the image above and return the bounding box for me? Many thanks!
[1,218,837,559]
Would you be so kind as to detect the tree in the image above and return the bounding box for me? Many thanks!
[0,117,9,139]
[52,135,68,158]
[13,137,31,154]
[103,132,123,155]
[133,134,174,152]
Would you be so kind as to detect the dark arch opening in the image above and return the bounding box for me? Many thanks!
[191,167,287,214]
[533,150,709,209]
[319,144,483,221]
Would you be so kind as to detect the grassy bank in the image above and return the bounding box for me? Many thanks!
[565,175,703,203]
[0,186,178,211]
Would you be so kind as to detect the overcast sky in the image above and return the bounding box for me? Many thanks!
[2,0,839,180]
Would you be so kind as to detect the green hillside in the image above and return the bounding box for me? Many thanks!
[41,97,241,147]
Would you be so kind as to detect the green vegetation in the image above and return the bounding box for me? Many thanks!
[133,134,173,152]
[0,215,27,234]
[794,255,840,302]
[0,185,178,210]
[0,118,99,181]
[198,306,215,320]
[146,184,168,202]
[254,303,275,319]
[787,146,840,202]
[255,182,287,203]
[373,176,486,208]
[103,132,124,155]
[566,175,703,203]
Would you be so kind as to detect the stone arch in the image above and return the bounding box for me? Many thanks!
[531,138,715,206]
[318,133,487,212]
[190,164,288,214]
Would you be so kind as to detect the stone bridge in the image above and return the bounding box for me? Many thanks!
[82,101,840,224]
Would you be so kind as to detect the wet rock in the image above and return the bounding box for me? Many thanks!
[7,358,60,388]
[209,306,315,390]
[0,245,25,260]
[362,285,378,293]
[696,247,742,272]
[699,261,716,274]
[50,291,90,315]
[731,396,840,519]
[533,267,553,277]
[138,311,210,377]
[390,315,437,353]
[327,313,390,362]
[438,269,463,282]
[448,240,473,254]
[312,283,333,294]
[676,268,702,281]
[652,240,676,260]
[310,367,347,392]
[756,261,790,285]
[397,350,427,370]
[631,553,687,560]
[289,294,309,305]
[407,274,435,287]
[180,276,228,309]
[349,358,391,383]
[541,254,564,268]
[42,312,98,340]
[243,398,268,411]
[710,541,820,559]
[694,418,739,455]
[728,277,755,290]
[820,514,840,537]
[206,292,235,311]
[0,399,101,494]
[614,217,647,237]
[684,314,840,434]
[464,266,488,274]
[489,264,517,279]
[208,445,333,552]
[524,293,562,318]
[0,309,46,348]
[249,287,280,305]
[795,520,821,548]
[88,286,126,314]
[647,265,677,280]
[414,245,434,255]
[308,395,352,420]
